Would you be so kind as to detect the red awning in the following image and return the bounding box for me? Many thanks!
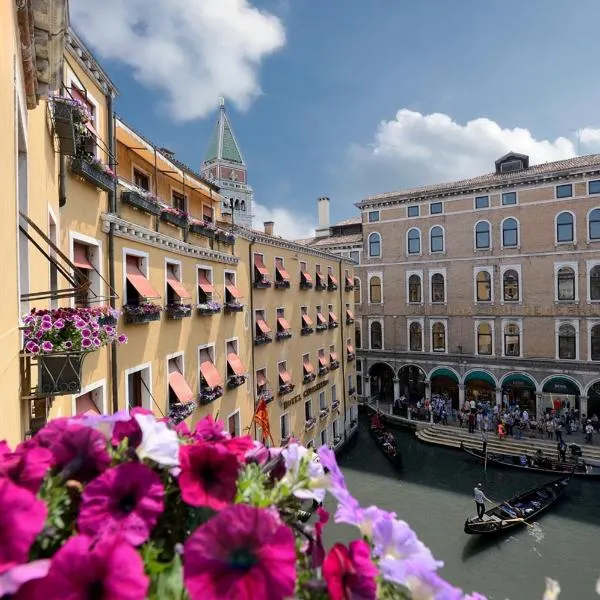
[346,309,354,320]
[256,318,271,334]
[200,360,222,388]
[225,284,242,299]
[75,392,100,415]
[278,366,291,384]
[319,355,327,367]
[168,371,195,404]
[254,255,269,276]
[328,274,338,285]
[203,205,213,220]
[316,271,325,282]
[303,358,314,374]
[302,314,313,327]
[256,371,267,387]
[317,313,327,324]
[167,273,191,299]
[276,266,291,281]
[347,343,354,353]
[198,271,214,293]
[345,276,353,287]
[227,352,246,376]
[329,312,338,322]
[126,256,160,299]
[301,270,313,283]
[330,352,338,362]
[277,317,291,331]
[73,243,93,270]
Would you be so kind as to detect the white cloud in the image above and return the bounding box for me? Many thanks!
[70,0,285,121]
[348,109,600,195]
[252,201,315,240]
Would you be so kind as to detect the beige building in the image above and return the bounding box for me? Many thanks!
[356,152,600,420]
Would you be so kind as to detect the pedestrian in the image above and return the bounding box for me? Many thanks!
[481,429,488,456]
[473,483,492,520]
[557,439,567,462]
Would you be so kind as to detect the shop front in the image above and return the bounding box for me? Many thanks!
[464,370,496,406]
[588,381,600,420]
[429,367,459,410]
[397,365,426,404]
[500,373,537,415]
[541,377,580,416]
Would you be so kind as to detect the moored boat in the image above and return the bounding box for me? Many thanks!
[370,415,403,471]
[464,474,571,535]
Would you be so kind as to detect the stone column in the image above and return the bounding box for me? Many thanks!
[535,393,543,419]
[458,384,465,407]
[425,381,433,423]
[364,376,371,401]
[580,395,588,419]
[393,378,400,402]
[495,388,502,408]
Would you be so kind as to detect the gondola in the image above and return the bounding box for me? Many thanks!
[460,443,600,478]
[369,422,403,471]
[464,474,571,535]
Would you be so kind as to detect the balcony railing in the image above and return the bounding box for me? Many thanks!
[215,230,235,245]
[254,333,273,346]
[165,304,192,320]
[51,97,78,156]
[328,320,339,329]
[70,157,115,193]
[318,365,329,377]
[199,386,224,405]
[276,330,292,341]
[160,209,188,229]
[121,189,162,216]
[254,278,272,289]
[315,281,327,291]
[304,418,317,432]
[300,280,313,290]
[258,390,274,404]
[303,373,316,385]
[279,382,295,396]
[331,400,340,410]
[316,323,328,332]
[224,301,244,314]
[328,282,338,291]
[319,408,329,420]
[123,303,162,324]
[346,316,354,325]
[189,220,216,239]
[330,360,340,370]
[301,326,313,336]
[197,303,222,316]
[348,387,356,396]
[347,352,356,361]
[36,352,87,396]
[227,374,246,390]
[274,280,291,289]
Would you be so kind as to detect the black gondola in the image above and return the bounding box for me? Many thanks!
[369,421,403,470]
[461,443,600,478]
[464,474,570,535]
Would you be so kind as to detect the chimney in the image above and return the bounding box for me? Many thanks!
[264,221,274,236]
[315,196,330,238]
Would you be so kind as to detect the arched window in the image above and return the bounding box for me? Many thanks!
[476,271,491,302]
[503,323,520,356]
[353,278,361,304]
[503,269,519,301]
[431,273,445,303]
[240,200,246,211]
[409,322,422,351]
[235,199,240,210]
[368,233,381,257]
[369,276,382,303]
[591,324,600,361]
[477,323,492,355]
[408,274,422,303]
[432,322,446,352]
[430,226,444,253]
[557,267,575,301]
[590,266,600,301]
[502,218,519,247]
[475,221,490,249]
[355,324,362,349]
[558,324,576,359]
[407,228,421,255]
[556,212,574,243]
[370,321,382,350]
[589,208,600,240]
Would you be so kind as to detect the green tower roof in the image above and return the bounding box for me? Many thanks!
[203,99,244,165]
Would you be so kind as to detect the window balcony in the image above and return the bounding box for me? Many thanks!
[258,389,274,404]
[276,330,292,341]
[348,387,356,396]
[197,302,222,316]
[274,279,291,289]
[319,407,329,420]
[346,316,354,325]
[331,400,340,410]
[165,303,192,320]
[301,326,314,336]
[50,97,83,156]
[300,280,313,290]
[280,435,291,446]
[330,360,340,370]
[215,230,235,245]
[333,435,343,446]
[70,157,115,193]
[318,365,329,377]
[316,323,328,332]
[189,220,216,239]
[303,373,316,385]
[328,282,338,291]
[304,418,317,432]
[224,301,244,314]
[227,374,246,390]
[121,188,162,216]
[123,303,162,324]
[315,281,327,291]
[254,277,272,289]
[199,386,223,405]
[345,283,354,292]
[347,351,356,361]
[328,320,339,329]
[160,207,188,229]
[254,333,273,346]
[279,382,295,396]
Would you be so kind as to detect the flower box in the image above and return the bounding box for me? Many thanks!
[38,352,87,396]
[303,373,316,385]
[347,352,356,361]
[304,418,317,432]
[346,317,355,325]
[227,375,246,390]
[348,387,356,396]
[254,279,271,289]
[330,360,340,370]
[315,282,327,291]
[165,304,192,320]
[254,334,273,346]
[160,210,188,229]
[258,390,274,404]
[215,231,235,245]
[328,283,338,291]
[70,157,115,193]
[97,314,118,327]
[123,304,162,324]
[51,97,78,155]
[319,408,329,420]
[300,326,313,336]
[316,323,328,332]
[318,366,329,377]
[197,303,222,316]
[279,382,295,396]
[345,284,354,292]
[224,301,244,313]
[274,280,291,289]
[121,190,162,216]
[276,330,292,341]
[199,386,223,405]
[167,400,197,425]
[331,400,340,410]
[189,221,215,239]
[328,321,339,329]
[300,280,313,290]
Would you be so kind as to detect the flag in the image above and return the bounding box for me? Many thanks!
[251,398,274,444]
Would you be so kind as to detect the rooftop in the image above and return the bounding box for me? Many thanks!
[204,100,245,166]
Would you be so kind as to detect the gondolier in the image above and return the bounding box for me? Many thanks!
[474,483,491,520]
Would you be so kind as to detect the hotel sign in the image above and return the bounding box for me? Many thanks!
[282,379,329,411]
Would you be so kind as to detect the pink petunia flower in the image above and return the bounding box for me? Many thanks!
[178,443,239,509]
[78,462,164,546]
[183,504,297,600]
[0,479,47,574]
[0,559,51,598]
[216,435,255,463]
[0,444,53,494]
[193,414,231,442]
[32,534,149,600]
[323,541,378,600]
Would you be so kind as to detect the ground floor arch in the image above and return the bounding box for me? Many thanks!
[429,367,460,410]
[500,372,537,414]
[397,364,426,403]
[586,380,600,420]
[541,376,581,415]
[464,369,496,406]
[369,362,395,404]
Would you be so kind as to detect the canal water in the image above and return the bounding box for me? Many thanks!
[324,419,600,600]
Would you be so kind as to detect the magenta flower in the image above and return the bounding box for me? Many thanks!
[81,338,92,349]
[24,341,38,354]
[322,541,378,600]
[193,414,231,442]
[0,478,47,573]
[0,444,53,494]
[53,319,65,329]
[183,504,297,600]
[179,443,239,509]
[78,462,164,546]
[34,534,149,600]
[40,341,53,352]
[117,334,128,344]
[81,328,91,337]
[0,560,51,598]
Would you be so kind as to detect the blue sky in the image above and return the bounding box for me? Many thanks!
[72,0,600,237]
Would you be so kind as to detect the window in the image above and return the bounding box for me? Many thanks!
[477,323,493,355]
[368,233,381,257]
[254,253,270,284]
[126,365,151,411]
[125,253,159,306]
[368,210,380,222]
[557,267,576,301]
[353,278,361,304]
[558,323,577,359]
[227,411,240,437]
[430,226,444,253]
[197,267,215,305]
[431,322,446,352]
[475,195,489,209]
[172,190,186,212]
[503,323,520,357]
[226,340,245,382]
[502,192,517,206]
[408,274,422,303]
[475,221,490,249]
[591,324,600,360]
[350,250,360,264]
[280,413,289,441]
[370,321,382,350]
[133,168,150,191]
[556,184,573,199]
[199,346,222,394]
[304,398,313,420]
[407,228,421,255]
[430,202,443,215]
[591,266,600,301]
[475,270,491,302]
[502,218,519,247]
[556,212,574,243]
[320,429,327,446]
[331,384,337,405]
[409,322,422,351]
[431,273,445,303]
[503,269,520,302]
[407,205,419,217]
[589,180,600,195]
[73,242,94,307]
[369,276,382,304]
[319,391,327,410]
[589,208,600,240]
[355,324,361,349]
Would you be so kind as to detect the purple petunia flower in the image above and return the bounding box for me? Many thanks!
[40,321,52,332]
[74,319,86,329]
[0,444,53,494]
[0,559,51,597]
[81,328,91,338]
[193,414,231,442]
[402,561,464,600]
[81,338,92,349]
[40,341,53,353]
[25,341,38,353]
[92,338,101,347]
[117,334,128,344]
[35,330,43,340]
[53,319,65,329]
[104,326,115,335]
[63,340,73,350]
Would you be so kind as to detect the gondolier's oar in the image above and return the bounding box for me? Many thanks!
[500,517,535,529]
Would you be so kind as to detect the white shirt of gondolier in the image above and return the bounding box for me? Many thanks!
[474,487,486,504]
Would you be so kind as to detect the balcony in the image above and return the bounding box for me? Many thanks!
[328,282,338,292]
[331,400,340,410]
[318,366,329,377]
[330,360,340,371]
[304,418,317,432]
[121,189,162,216]
[303,373,316,385]
[189,220,216,239]
[123,303,162,325]
[319,408,329,420]
[347,352,356,361]
[279,382,295,396]
[274,279,291,289]
[316,323,328,332]
[70,157,115,193]
[199,386,223,405]
[276,330,292,341]
[301,326,314,336]
[328,320,339,329]
[254,277,272,289]
[346,316,354,325]
[160,208,188,229]
[50,97,80,156]
[224,301,244,314]
[345,283,354,292]
[300,280,313,290]
[197,302,222,316]
[215,230,235,245]
[315,281,327,291]
[227,374,246,390]
[258,390,274,404]
[165,304,192,320]
[348,387,356,396]
[254,333,273,346]
[32,352,88,397]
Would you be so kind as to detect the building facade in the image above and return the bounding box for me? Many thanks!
[355,152,600,421]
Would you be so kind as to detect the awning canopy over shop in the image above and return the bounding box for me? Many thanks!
[429,368,459,384]
[542,377,580,396]
[464,370,496,388]
[502,373,537,389]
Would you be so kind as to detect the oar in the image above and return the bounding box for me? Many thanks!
[499,517,535,529]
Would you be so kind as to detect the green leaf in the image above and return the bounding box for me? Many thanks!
[147,555,188,600]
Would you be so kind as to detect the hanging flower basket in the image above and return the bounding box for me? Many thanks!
[197,302,222,316]
[227,375,246,390]
[123,303,162,324]
[278,382,295,396]
[276,330,292,341]
[254,333,273,346]
[215,230,235,245]
[224,301,244,313]
[51,98,77,156]
[121,190,162,216]
[167,400,197,425]
[160,208,188,229]
[165,304,192,320]
[274,280,291,289]
[70,157,116,193]
[330,360,340,370]
[301,326,313,336]
[199,386,223,405]
[189,220,216,239]
[37,352,87,396]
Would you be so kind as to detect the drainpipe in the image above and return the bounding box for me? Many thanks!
[338,257,348,442]
[106,91,119,413]
[58,64,66,207]
[248,237,257,440]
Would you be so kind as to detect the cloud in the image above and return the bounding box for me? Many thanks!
[70,0,285,121]
[348,109,600,196]
[252,201,315,240]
